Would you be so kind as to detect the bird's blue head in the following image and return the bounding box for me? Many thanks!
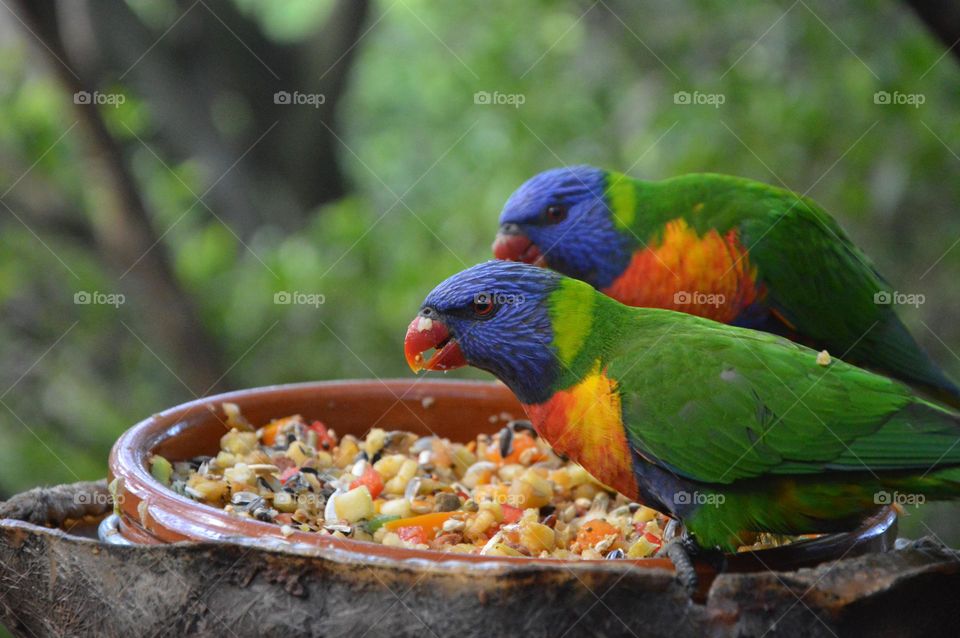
[493,166,635,289]
[404,261,563,403]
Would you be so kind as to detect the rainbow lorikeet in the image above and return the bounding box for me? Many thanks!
[492,166,960,407]
[404,261,960,588]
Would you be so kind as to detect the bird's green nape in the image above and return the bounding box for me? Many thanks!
[546,277,596,368]
[603,171,637,231]
[544,277,637,396]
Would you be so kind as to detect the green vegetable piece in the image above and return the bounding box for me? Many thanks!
[363,514,400,534]
[149,454,173,486]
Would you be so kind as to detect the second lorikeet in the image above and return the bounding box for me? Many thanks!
[492,166,960,407]
[405,261,960,588]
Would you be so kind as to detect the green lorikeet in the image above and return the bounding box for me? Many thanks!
[404,261,960,572]
[492,166,960,407]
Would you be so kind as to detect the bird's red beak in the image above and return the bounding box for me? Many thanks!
[492,228,546,266]
[404,315,467,372]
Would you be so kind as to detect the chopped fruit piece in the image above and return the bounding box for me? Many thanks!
[350,466,385,499]
[308,420,337,449]
[501,503,523,524]
[334,486,375,523]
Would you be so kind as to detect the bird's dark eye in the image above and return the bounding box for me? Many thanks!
[472,293,496,318]
[545,204,567,223]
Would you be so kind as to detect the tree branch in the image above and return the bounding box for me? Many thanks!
[10,0,230,396]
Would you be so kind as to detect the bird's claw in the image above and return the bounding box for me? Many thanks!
[656,530,727,597]
[657,534,701,595]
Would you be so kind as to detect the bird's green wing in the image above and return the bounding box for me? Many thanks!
[652,174,958,404]
[740,191,958,398]
[607,310,960,484]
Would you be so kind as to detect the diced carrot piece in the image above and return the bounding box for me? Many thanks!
[261,422,281,446]
[383,511,456,537]
[576,519,621,547]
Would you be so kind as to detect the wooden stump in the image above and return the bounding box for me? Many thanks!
[0,483,958,637]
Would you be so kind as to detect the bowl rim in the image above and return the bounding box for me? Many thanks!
[109,378,895,573]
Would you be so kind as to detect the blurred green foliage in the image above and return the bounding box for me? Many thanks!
[1,0,959,550]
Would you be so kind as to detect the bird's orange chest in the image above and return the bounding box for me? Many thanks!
[602,217,760,322]
[522,368,639,500]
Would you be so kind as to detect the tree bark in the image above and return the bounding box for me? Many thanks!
[9,0,229,396]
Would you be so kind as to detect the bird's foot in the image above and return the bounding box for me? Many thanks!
[659,535,699,595]
[656,531,727,596]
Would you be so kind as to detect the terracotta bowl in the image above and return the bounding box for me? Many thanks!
[108,379,896,582]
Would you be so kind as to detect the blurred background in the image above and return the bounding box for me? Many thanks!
[1,0,960,548]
